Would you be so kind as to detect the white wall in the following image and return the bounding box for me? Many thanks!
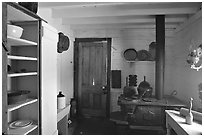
[74,29,174,112]
[38,8,202,112]
[75,17,202,112]
[165,17,202,111]
[38,8,74,104]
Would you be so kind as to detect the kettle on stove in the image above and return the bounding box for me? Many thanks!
[137,76,153,98]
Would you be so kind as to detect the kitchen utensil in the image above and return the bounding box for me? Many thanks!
[186,98,193,125]
[137,87,153,98]
[137,50,151,61]
[123,77,136,98]
[9,120,33,129]
[57,32,70,53]
[137,76,153,98]
[8,90,30,105]
[57,91,66,109]
[180,107,202,123]
[123,48,137,61]
[149,42,156,60]
[7,24,23,38]
[128,75,137,86]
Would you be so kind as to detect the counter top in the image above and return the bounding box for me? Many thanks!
[165,110,202,135]
[118,95,186,107]
[57,104,71,122]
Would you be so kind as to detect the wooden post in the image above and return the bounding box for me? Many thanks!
[2,2,8,135]
[155,15,165,100]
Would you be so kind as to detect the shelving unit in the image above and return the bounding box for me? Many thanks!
[3,2,58,135]
[5,3,40,135]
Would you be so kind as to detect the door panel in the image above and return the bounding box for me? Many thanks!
[40,21,58,134]
[78,41,108,117]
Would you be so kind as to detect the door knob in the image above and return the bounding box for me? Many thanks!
[101,86,108,94]
[102,86,107,90]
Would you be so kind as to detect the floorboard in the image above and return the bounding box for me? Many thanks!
[72,117,162,135]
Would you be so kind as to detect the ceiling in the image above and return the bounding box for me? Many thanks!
[38,2,202,31]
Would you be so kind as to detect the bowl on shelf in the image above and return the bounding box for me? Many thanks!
[7,24,23,38]
[8,90,30,105]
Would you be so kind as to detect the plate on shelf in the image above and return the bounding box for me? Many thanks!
[9,120,33,129]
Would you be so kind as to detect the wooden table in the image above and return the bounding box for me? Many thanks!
[165,110,202,135]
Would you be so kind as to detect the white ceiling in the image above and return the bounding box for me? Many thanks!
[38,2,202,31]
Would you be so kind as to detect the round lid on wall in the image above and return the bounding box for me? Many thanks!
[123,48,137,61]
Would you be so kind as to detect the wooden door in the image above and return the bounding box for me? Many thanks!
[78,40,109,117]
[40,21,58,134]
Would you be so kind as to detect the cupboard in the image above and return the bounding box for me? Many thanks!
[2,2,58,135]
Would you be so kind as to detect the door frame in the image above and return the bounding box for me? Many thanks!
[74,38,111,118]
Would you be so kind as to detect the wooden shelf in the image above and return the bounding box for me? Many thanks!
[8,98,38,112]
[8,72,37,77]
[7,36,37,46]
[8,55,37,61]
[8,122,37,135]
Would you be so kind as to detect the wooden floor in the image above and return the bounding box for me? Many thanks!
[72,117,162,135]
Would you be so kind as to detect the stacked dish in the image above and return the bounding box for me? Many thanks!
[7,24,23,38]
[9,120,33,129]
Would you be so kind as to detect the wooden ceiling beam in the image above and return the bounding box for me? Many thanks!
[62,16,186,25]
[50,2,200,10]
[40,2,200,9]
[52,7,198,18]
[39,2,133,8]
[70,23,177,30]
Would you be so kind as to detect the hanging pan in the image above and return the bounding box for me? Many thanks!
[137,50,151,61]
[123,48,137,61]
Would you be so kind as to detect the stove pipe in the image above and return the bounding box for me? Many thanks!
[155,15,165,100]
